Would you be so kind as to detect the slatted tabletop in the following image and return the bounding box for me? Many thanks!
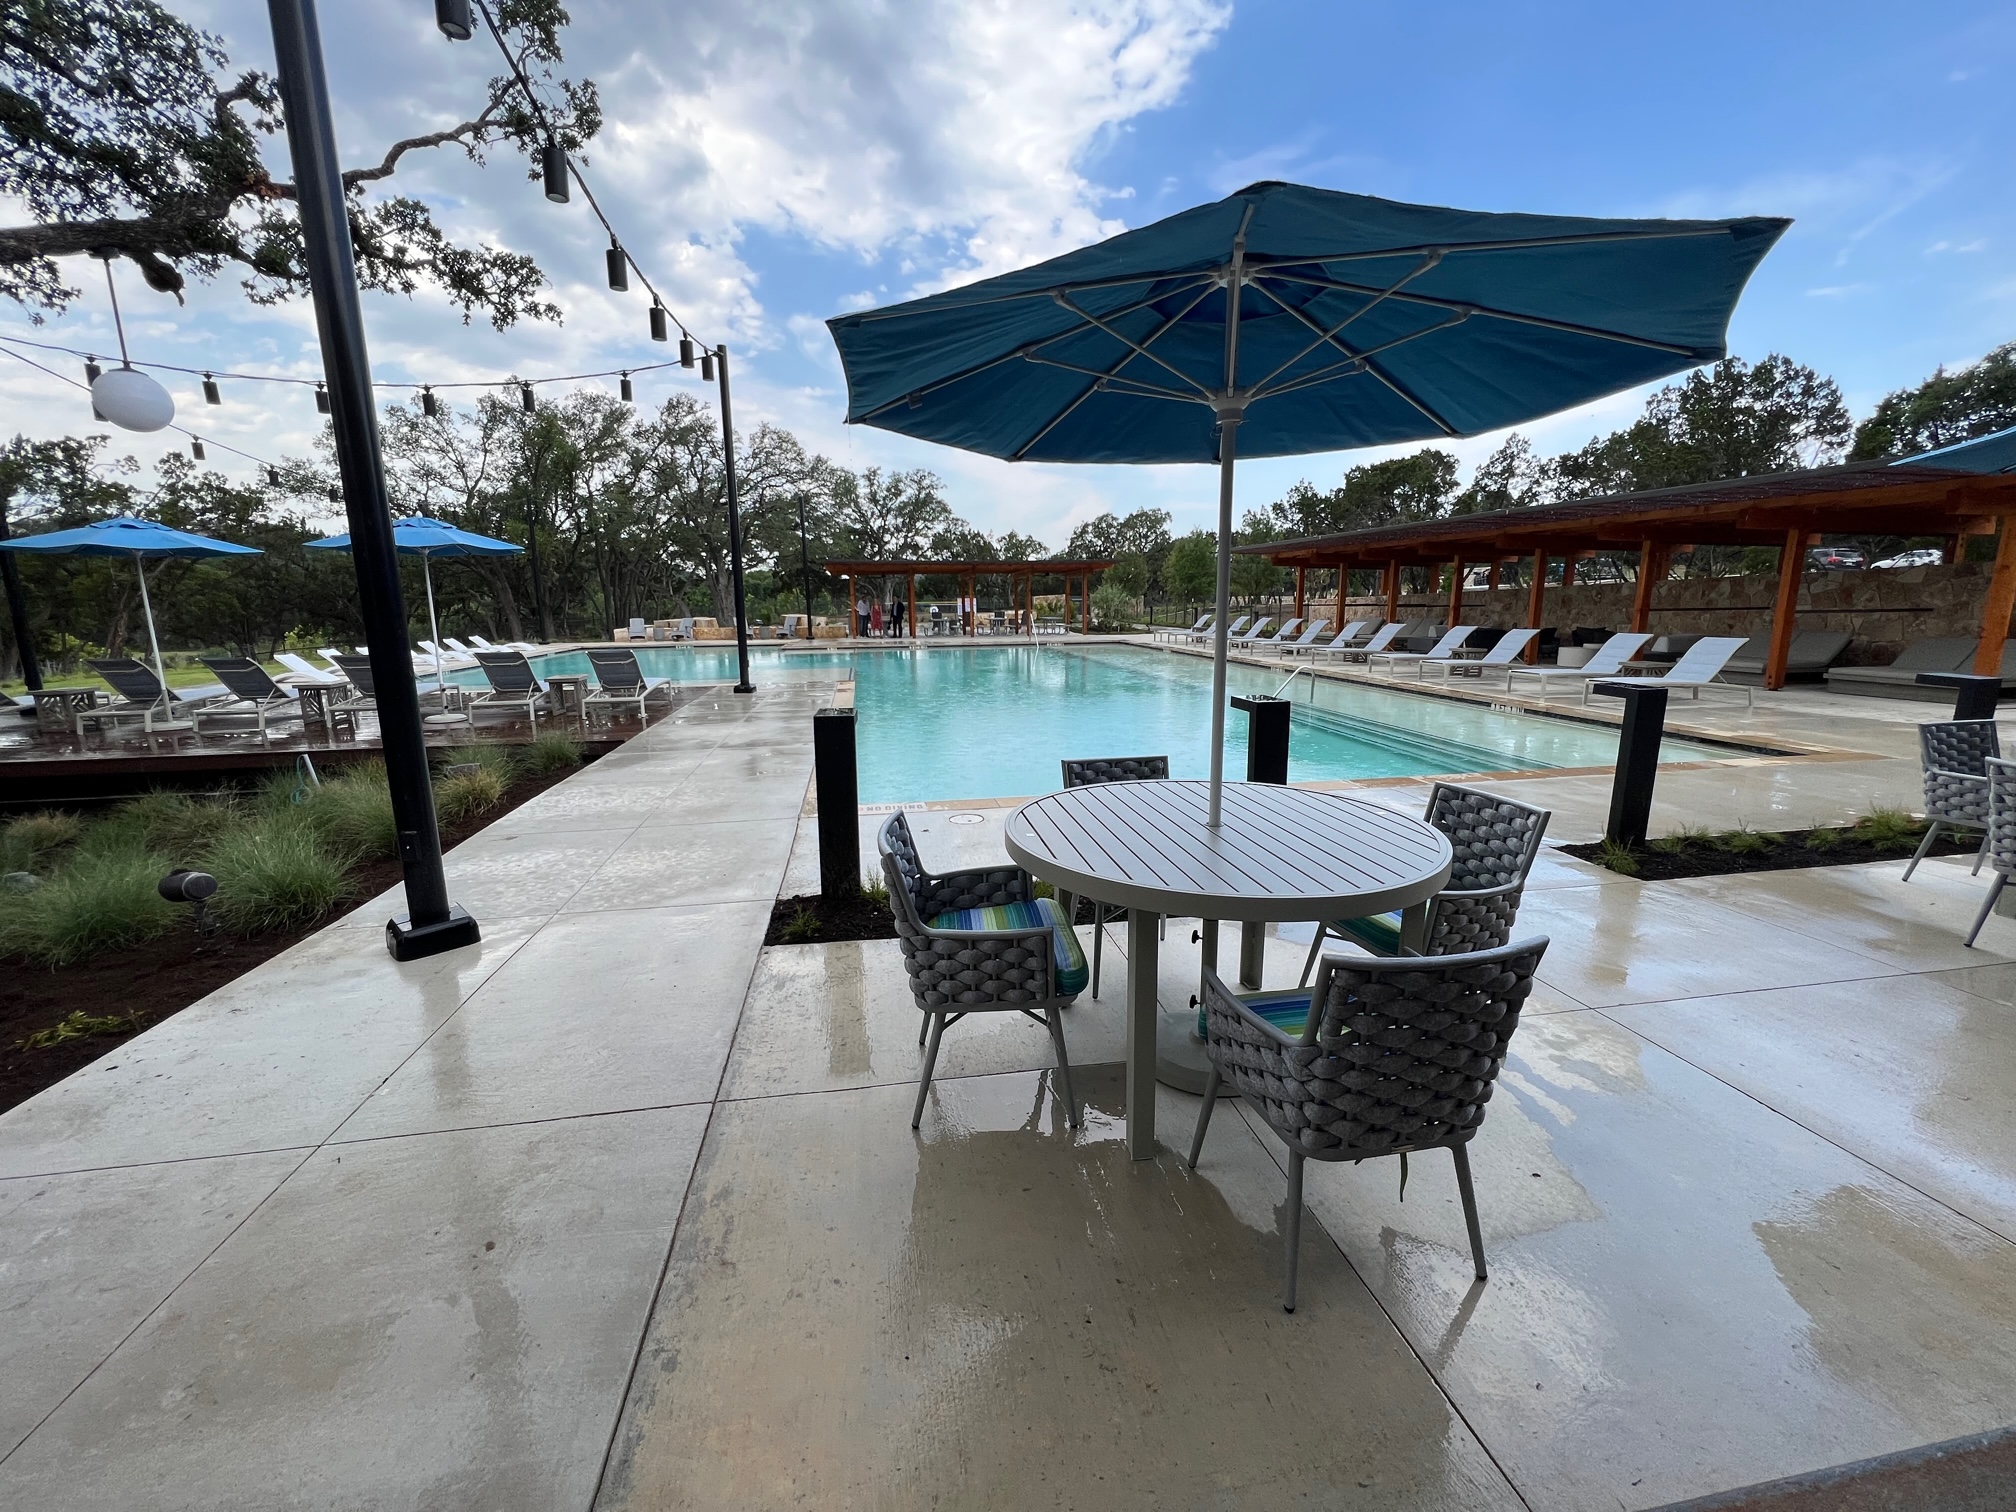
[1005,780,1452,922]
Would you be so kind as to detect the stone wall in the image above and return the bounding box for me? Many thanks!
[1323,562,1997,665]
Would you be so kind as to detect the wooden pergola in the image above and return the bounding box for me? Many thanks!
[823,558,1115,636]
[1238,461,2016,689]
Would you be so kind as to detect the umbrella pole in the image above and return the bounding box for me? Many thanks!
[134,554,168,698]
[1207,418,1239,828]
[423,554,443,696]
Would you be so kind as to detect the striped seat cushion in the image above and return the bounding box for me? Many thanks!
[928,896,1088,996]
[1330,911,1403,955]
[1241,988,1317,1040]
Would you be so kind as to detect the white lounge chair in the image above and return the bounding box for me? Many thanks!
[1292,620,1379,659]
[274,651,343,686]
[1321,622,1406,664]
[1269,618,1330,654]
[467,633,545,654]
[1253,617,1304,649]
[1500,633,1653,700]
[1183,614,1247,645]
[1583,635,1753,707]
[1367,625,1479,677]
[1421,627,1541,679]
[585,648,674,721]
[1160,613,1212,643]
[1227,616,1276,647]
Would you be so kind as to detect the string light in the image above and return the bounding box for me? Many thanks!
[315,382,329,414]
[619,371,632,402]
[699,349,715,382]
[679,336,695,369]
[519,381,535,413]
[434,0,473,41]
[540,142,569,204]
[267,466,282,485]
[649,304,668,343]
[202,372,221,405]
[421,386,439,417]
[606,238,628,293]
[191,438,206,460]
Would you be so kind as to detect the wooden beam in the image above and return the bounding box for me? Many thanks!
[1945,534,1965,566]
[1977,517,2016,675]
[1629,538,1665,634]
[908,572,917,641]
[1560,555,1577,588]
[847,573,857,638]
[1447,557,1464,625]
[1764,526,1811,691]
[1383,559,1401,622]
[1487,559,1500,592]
[1081,573,1091,634]
[1294,565,1306,620]
[1524,551,1547,663]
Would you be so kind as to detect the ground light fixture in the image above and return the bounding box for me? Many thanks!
[540,141,569,203]
[435,0,473,40]
[649,303,668,342]
[606,238,628,292]
[202,372,222,404]
[158,869,218,936]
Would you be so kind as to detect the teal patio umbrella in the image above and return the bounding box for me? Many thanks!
[306,515,523,696]
[828,180,1787,822]
[0,515,262,690]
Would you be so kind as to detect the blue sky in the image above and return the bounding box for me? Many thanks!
[3,0,2013,545]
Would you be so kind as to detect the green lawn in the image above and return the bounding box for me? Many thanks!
[4,658,295,697]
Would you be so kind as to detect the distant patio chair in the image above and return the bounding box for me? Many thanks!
[1160,613,1211,642]
[1907,719,1997,882]
[329,654,380,717]
[1183,614,1247,644]
[1584,635,1753,707]
[1187,936,1551,1310]
[195,656,307,740]
[878,812,1082,1130]
[471,650,553,724]
[1321,621,1406,664]
[1420,627,1539,680]
[1226,616,1276,647]
[584,648,675,722]
[1298,782,1552,983]
[1256,616,1304,648]
[1284,619,1374,658]
[80,658,220,736]
[274,651,343,686]
[1498,632,1652,699]
[1965,756,2016,947]
[1269,618,1330,654]
[1367,624,1478,676]
[1061,755,1171,996]
[627,616,649,642]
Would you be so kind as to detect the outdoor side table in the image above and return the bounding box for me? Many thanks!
[31,687,99,731]
[1005,780,1451,1160]
[546,674,591,720]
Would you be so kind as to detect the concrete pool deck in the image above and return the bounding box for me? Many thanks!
[4,674,2015,1509]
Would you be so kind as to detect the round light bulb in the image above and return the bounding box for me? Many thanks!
[90,367,175,432]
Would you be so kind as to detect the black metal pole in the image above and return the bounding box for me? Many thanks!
[267,0,476,960]
[715,345,754,692]
[813,708,861,898]
[0,508,43,690]
[1591,681,1668,849]
[796,493,816,640]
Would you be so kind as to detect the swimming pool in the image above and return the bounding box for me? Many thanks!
[469,644,1734,803]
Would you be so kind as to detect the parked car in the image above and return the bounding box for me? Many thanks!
[1871,548,1945,569]
[1806,546,1866,570]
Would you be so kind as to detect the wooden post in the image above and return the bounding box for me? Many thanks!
[1294,566,1306,620]
[1629,539,1664,634]
[1524,551,1547,663]
[1561,555,1577,588]
[1447,557,1464,626]
[847,573,856,638]
[1944,535,1964,567]
[1976,517,2016,675]
[907,572,917,642]
[1082,571,1092,634]
[1487,559,1500,592]
[1765,527,1811,691]
[1383,559,1401,622]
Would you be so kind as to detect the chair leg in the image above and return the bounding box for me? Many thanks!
[912,1012,945,1129]
[1044,1006,1079,1129]
[918,1011,930,1046]
[1283,1150,1305,1314]
[1902,821,1942,882]
[1975,829,1992,877]
[1297,926,1328,987]
[1965,874,2007,949]
[1185,1067,1221,1168]
[1452,1143,1487,1282]
[1091,904,1104,999]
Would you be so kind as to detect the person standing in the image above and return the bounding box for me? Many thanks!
[855,594,869,638]
[869,598,884,636]
[892,598,907,638]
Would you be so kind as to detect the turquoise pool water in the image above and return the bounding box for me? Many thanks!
[463,644,1734,803]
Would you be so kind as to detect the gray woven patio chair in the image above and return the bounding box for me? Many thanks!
[878,812,1083,1130]
[1906,719,1998,882]
[1061,755,1171,995]
[1298,783,1551,983]
[1965,757,2016,947]
[1187,936,1549,1311]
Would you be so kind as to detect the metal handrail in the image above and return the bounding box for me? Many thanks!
[1273,664,1316,701]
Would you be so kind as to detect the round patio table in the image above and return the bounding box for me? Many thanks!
[1005,779,1452,1159]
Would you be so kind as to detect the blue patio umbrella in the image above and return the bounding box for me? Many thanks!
[1893,422,2016,475]
[306,516,523,693]
[0,515,262,690]
[828,180,1788,821]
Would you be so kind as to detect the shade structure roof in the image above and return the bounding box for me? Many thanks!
[306,515,522,557]
[827,181,1788,465]
[1239,460,2016,569]
[1894,423,2016,476]
[823,558,1115,576]
[0,514,261,558]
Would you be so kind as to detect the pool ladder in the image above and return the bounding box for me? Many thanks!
[1272,664,1316,702]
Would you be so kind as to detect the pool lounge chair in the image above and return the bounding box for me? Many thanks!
[1583,635,1753,707]
[78,658,222,736]
[1367,624,1478,677]
[417,640,474,670]
[877,812,1081,1131]
[1498,633,1652,700]
[1266,618,1330,654]
[584,648,675,722]
[1159,613,1212,643]
[1254,616,1304,649]
[1420,627,1540,680]
[1322,622,1407,664]
[195,657,308,740]
[467,633,546,654]
[1721,630,1850,684]
[329,654,381,717]
[1825,637,2012,701]
[1184,614,1248,645]
[274,651,344,686]
[1390,618,1446,653]
[1226,616,1276,648]
[1285,620,1375,658]
[1186,935,1550,1311]
[471,650,553,724]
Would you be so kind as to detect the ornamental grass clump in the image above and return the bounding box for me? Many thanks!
[437,742,518,784]
[1594,837,1641,875]
[116,790,247,865]
[521,731,585,776]
[205,823,349,933]
[1,810,84,873]
[1854,807,1924,850]
[0,840,176,965]
[434,766,508,825]
[298,762,398,861]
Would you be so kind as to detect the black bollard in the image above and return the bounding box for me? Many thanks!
[1916,671,2002,722]
[1590,681,1668,848]
[813,708,861,898]
[1231,694,1291,784]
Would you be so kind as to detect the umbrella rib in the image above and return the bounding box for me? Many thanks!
[1011,287,1221,459]
[842,270,1216,323]
[1243,252,1443,396]
[1053,292,1217,400]
[1257,270,1704,357]
[1248,311,1471,401]
[1242,223,1746,270]
[1244,278,1460,434]
[1018,358,1202,403]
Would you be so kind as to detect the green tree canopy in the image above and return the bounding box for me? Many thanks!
[1163,528,1216,603]
[1850,341,2016,459]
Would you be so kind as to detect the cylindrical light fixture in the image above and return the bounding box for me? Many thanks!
[435,0,473,40]
[202,372,222,405]
[606,239,628,292]
[421,386,439,418]
[679,336,696,369]
[619,372,633,403]
[191,438,206,461]
[266,466,282,486]
[315,382,330,414]
[540,142,569,203]
[649,304,668,342]
[700,349,715,383]
[519,381,535,413]
[327,486,340,502]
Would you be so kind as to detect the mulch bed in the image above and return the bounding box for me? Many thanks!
[1559,825,1978,882]
[0,756,596,1115]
